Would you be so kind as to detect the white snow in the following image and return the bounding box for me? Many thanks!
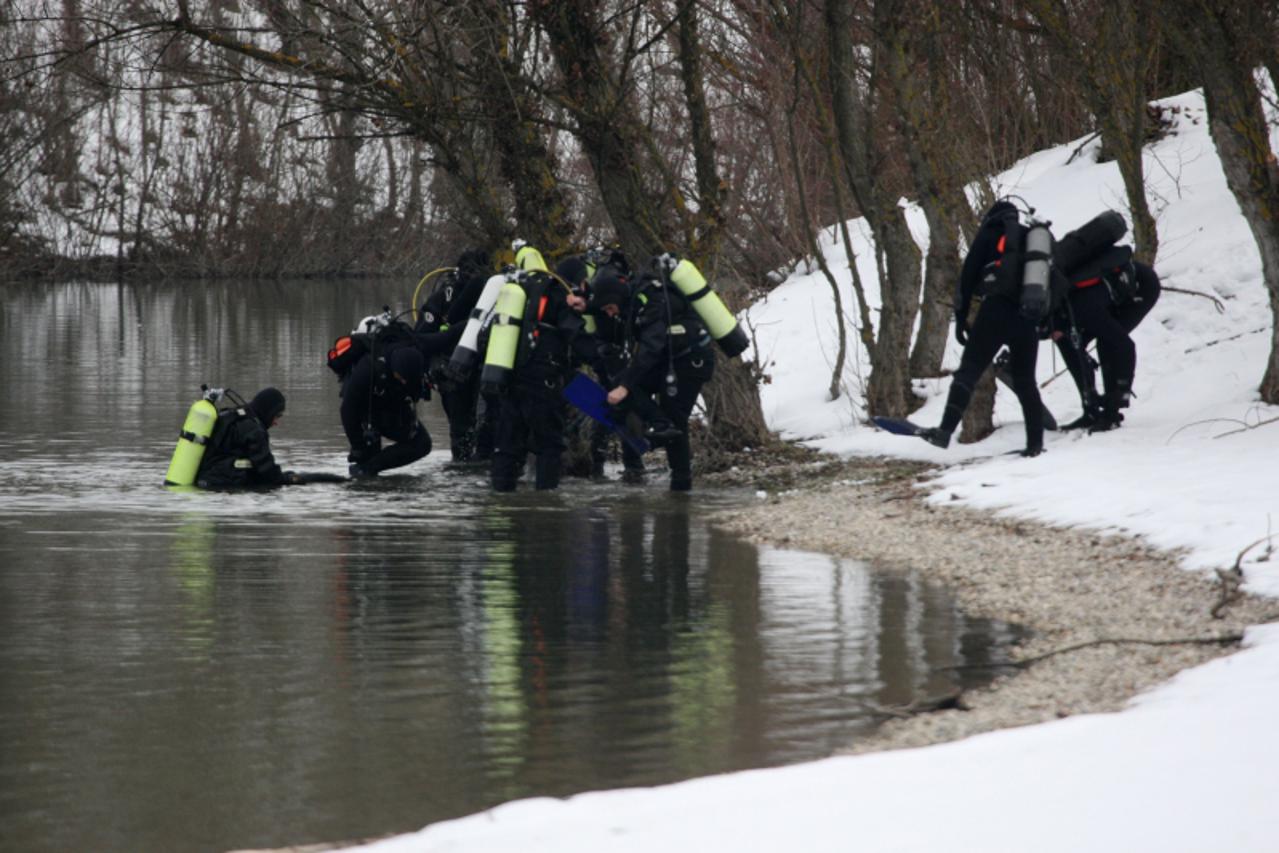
[344,89,1279,852]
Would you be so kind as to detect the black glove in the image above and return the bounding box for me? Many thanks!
[954,321,969,346]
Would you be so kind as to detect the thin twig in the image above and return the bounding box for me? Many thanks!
[1164,285,1226,313]
[1166,417,1251,444]
[1213,415,1279,439]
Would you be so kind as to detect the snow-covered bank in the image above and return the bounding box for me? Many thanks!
[335,89,1279,852]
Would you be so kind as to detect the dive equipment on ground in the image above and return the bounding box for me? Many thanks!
[662,254,750,357]
[479,276,528,391]
[164,385,225,486]
[448,273,508,377]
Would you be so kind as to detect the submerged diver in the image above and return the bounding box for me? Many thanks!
[341,346,432,477]
[195,387,299,489]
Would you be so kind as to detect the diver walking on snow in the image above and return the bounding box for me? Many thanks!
[1049,214,1162,432]
[918,200,1062,457]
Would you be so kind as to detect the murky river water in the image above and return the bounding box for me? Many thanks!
[0,281,1019,852]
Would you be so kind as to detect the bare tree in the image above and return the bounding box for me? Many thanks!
[1165,2,1279,404]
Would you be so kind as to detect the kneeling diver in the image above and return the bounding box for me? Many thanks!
[195,387,302,489]
[341,346,432,477]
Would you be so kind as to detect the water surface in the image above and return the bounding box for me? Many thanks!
[0,281,1018,852]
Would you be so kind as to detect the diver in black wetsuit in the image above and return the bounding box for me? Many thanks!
[596,262,716,491]
[1054,260,1162,432]
[196,387,297,489]
[918,201,1051,457]
[418,249,491,461]
[341,347,432,477]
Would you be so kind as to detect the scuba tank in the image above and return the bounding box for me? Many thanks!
[448,273,508,377]
[164,386,223,486]
[479,276,529,392]
[1054,210,1126,277]
[663,254,750,357]
[514,241,548,274]
[1019,219,1054,322]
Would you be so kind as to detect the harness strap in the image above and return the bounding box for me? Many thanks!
[179,430,211,445]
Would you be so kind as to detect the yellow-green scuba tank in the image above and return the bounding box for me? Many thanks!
[514,241,548,273]
[164,387,222,486]
[665,255,749,357]
[479,278,528,391]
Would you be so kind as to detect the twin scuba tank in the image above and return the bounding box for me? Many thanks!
[164,385,226,486]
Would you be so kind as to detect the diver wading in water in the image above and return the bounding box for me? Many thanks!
[595,252,749,491]
[482,242,588,492]
[164,386,333,489]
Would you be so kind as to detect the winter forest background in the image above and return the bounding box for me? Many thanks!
[4,0,1279,428]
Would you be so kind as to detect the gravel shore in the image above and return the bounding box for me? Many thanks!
[708,453,1277,755]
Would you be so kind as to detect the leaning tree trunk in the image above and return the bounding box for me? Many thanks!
[1171,4,1279,402]
[910,199,962,378]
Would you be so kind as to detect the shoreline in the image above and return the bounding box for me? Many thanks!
[706,452,1275,754]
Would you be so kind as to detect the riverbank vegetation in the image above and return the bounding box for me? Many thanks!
[7,1,1279,424]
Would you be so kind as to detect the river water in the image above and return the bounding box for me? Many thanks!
[0,281,1019,852]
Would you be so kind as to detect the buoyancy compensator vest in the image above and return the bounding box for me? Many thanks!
[326,310,418,382]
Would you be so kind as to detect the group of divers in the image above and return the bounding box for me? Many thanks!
[164,242,749,494]
[164,198,1160,494]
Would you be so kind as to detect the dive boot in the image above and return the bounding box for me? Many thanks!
[918,427,951,449]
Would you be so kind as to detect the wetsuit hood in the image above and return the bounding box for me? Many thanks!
[556,257,589,293]
[587,267,630,312]
[248,387,286,428]
[388,347,425,400]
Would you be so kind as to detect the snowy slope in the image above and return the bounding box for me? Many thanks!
[344,87,1279,853]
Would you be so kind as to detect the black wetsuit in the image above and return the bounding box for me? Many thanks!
[490,274,584,491]
[935,204,1048,454]
[340,348,431,476]
[1054,260,1161,426]
[615,275,716,491]
[196,408,286,489]
[584,306,645,478]
[418,267,489,460]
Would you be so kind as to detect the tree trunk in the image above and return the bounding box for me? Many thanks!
[910,199,961,378]
[527,0,671,258]
[827,0,923,417]
[1170,4,1279,402]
